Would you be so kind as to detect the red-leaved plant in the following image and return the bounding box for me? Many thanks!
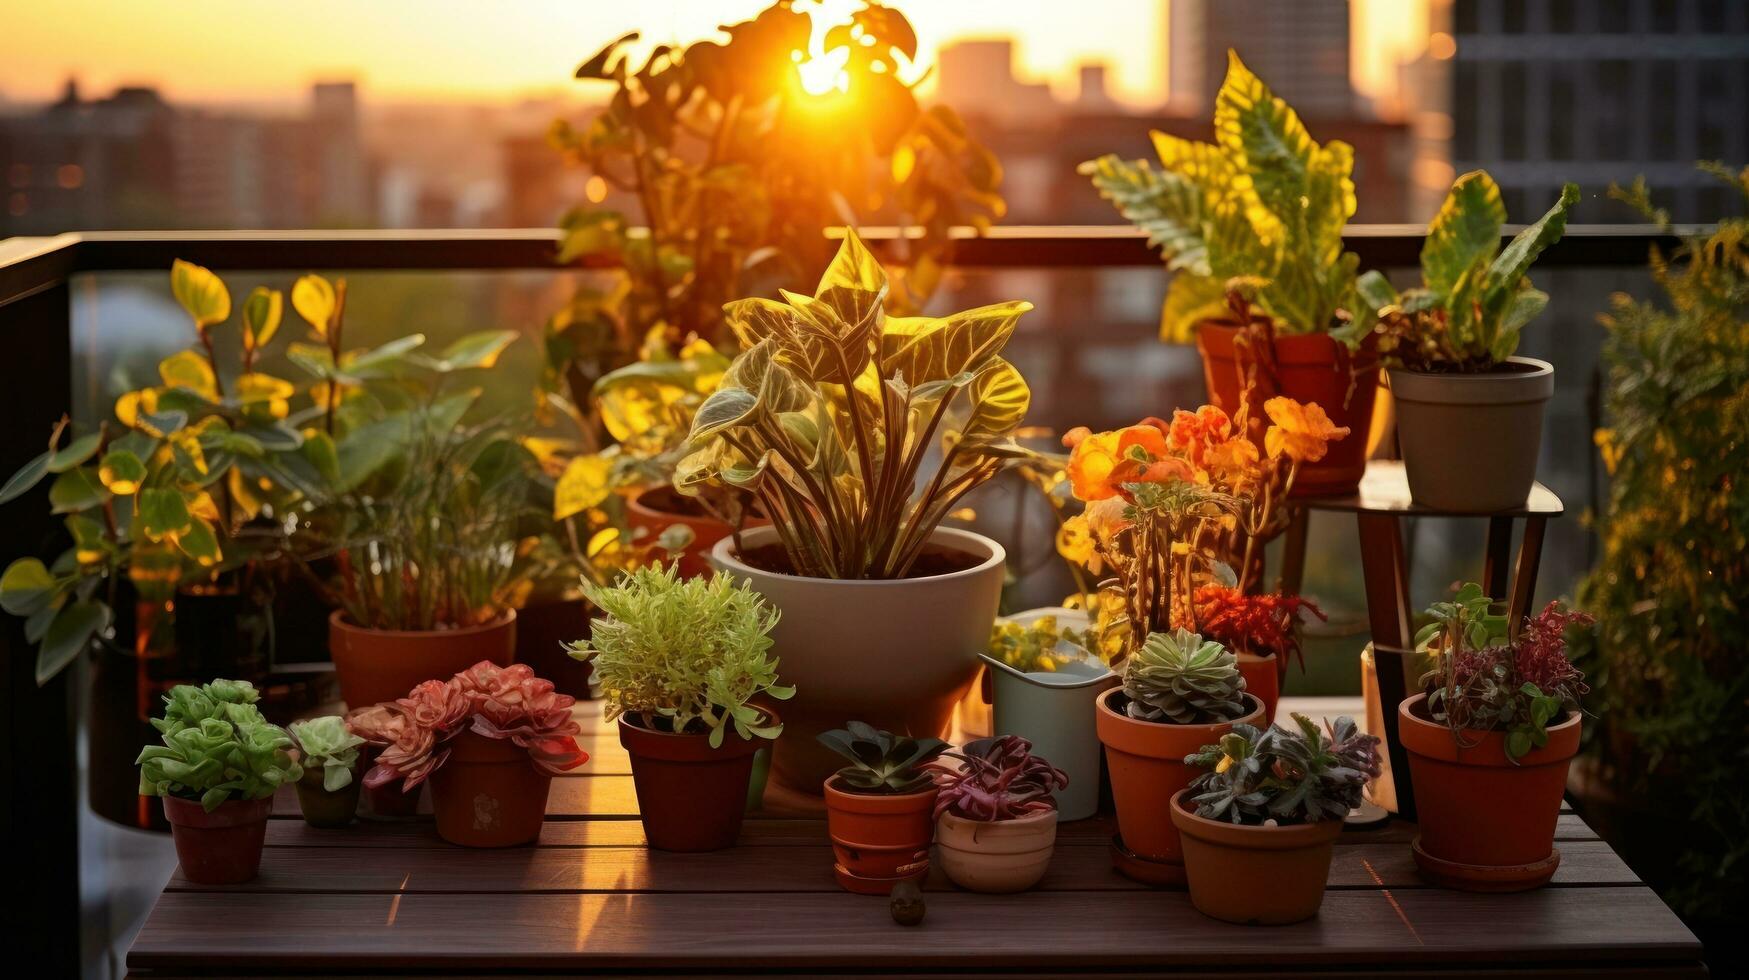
[933,735,1068,822]
[348,662,588,790]
[1193,584,1327,670]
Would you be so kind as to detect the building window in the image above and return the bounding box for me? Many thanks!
[1453,60,1479,161]
[1501,62,1527,161]
[1547,64,1575,161]
[1649,61,1679,161]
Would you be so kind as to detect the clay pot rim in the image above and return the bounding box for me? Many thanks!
[712,525,1006,586]
[1194,319,1381,360]
[936,806,1059,834]
[1168,788,1345,849]
[1095,688,1266,758]
[329,607,517,641]
[1398,693,1581,767]
[823,775,940,812]
[161,793,273,828]
[1386,356,1555,404]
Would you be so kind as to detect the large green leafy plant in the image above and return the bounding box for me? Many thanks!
[569,564,794,747]
[136,679,302,811]
[676,229,1035,579]
[1081,51,1366,344]
[1578,165,1749,919]
[1366,172,1579,371]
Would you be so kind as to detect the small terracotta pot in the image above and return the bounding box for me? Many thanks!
[620,712,771,851]
[1235,652,1280,725]
[328,609,517,710]
[627,486,759,579]
[1170,789,1343,925]
[161,795,273,885]
[511,598,593,698]
[1197,321,1380,498]
[428,730,552,848]
[1399,693,1579,890]
[1386,357,1554,513]
[822,777,939,894]
[1096,688,1265,882]
[294,767,361,828]
[357,744,424,821]
[935,808,1058,893]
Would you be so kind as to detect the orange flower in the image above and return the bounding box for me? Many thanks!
[1066,429,1124,500]
[1066,420,1178,501]
[1263,397,1350,464]
[1204,437,1261,483]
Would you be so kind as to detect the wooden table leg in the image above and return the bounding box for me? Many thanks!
[1357,513,1417,822]
[1508,516,1548,633]
[1482,516,1513,598]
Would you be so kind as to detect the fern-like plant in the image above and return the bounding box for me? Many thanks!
[569,564,794,747]
[817,721,948,794]
[1080,50,1366,344]
[1121,628,1248,724]
[1184,714,1381,825]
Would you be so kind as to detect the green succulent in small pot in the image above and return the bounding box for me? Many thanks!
[136,679,301,885]
[1095,628,1263,885]
[569,564,793,851]
[1364,173,1579,512]
[817,722,950,894]
[1171,714,1381,924]
[289,715,366,828]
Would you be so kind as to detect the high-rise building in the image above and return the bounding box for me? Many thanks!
[935,39,1059,126]
[1167,0,1355,116]
[1447,0,1749,222]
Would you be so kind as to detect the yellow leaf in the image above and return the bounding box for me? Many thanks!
[242,287,284,351]
[114,388,168,434]
[169,430,208,476]
[187,489,221,522]
[158,351,218,401]
[554,454,614,521]
[170,259,230,330]
[236,372,295,419]
[292,275,336,336]
[585,526,621,559]
[227,467,263,521]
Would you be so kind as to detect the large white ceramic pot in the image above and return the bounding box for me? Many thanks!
[1387,356,1554,513]
[711,525,1006,794]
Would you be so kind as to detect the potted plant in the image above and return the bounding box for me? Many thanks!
[344,703,425,821]
[1399,583,1593,891]
[135,679,301,884]
[1365,173,1579,512]
[355,661,590,847]
[681,229,1032,793]
[1097,628,1263,884]
[980,612,1114,821]
[1081,52,1379,497]
[932,735,1068,893]
[288,715,365,828]
[1173,713,1382,924]
[569,564,794,850]
[1192,585,1325,724]
[817,722,949,895]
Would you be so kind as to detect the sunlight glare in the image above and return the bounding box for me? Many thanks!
[794,0,859,96]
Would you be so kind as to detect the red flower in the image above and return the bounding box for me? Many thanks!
[1193,585,1327,670]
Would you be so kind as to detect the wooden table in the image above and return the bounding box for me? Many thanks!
[126,702,1704,978]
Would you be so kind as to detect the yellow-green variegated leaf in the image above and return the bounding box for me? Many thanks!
[878,300,1031,385]
[158,350,218,402]
[686,388,759,447]
[1213,51,1316,247]
[1159,273,1229,344]
[235,373,294,419]
[720,337,811,417]
[959,358,1030,442]
[553,454,614,521]
[1305,140,1357,261]
[97,450,146,495]
[1421,170,1506,297]
[137,487,193,542]
[170,260,230,330]
[175,516,222,567]
[812,228,888,334]
[242,287,283,351]
[779,288,868,383]
[723,297,796,352]
[292,275,337,336]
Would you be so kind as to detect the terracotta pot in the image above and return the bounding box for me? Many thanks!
[428,730,552,847]
[710,526,1005,794]
[293,767,360,828]
[357,744,425,821]
[1399,693,1578,890]
[512,598,593,698]
[620,712,770,851]
[627,485,762,579]
[328,609,516,710]
[161,795,273,885]
[1096,688,1265,883]
[935,808,1057,893]
[1386,357,1554,513]
[1235,652,1280,725]
[823,777,939,894]
[1197,321,1381,498]
[1170,788,1343,925]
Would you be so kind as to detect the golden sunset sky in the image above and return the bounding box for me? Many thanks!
[0,0,1428,108]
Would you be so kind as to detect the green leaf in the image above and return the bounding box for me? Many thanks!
[242,286,283,350]
[341,334,427,379]
[137,487,193,541]
[291,275,336,336]
[0,451,51,505]
[1505,729,1531,760]
[878,301,1031,385]
[959,358,1031,442]
[48,467,107,514]
[1420,171,1506,297]
[425,330,518,372]
[171,259,230,330]
[576,31,638,79]
[1356,270,1399,312]
[0,558,58,616]
[174,517,222,567]
[687,388,759,446]
[37,600,109,685]
[46,432,102,473]
[97,450,147,495]
[813,228,888,334]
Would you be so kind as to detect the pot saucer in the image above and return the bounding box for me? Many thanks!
[833,863,928,896]
[1411,837,1561,892]
[1109,835,1186,887]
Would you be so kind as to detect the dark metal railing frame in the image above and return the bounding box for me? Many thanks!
[0,224,1677,973]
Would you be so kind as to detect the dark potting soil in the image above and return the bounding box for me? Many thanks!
[733,543,984,579]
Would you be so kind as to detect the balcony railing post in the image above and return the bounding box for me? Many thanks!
[0,278,78,977]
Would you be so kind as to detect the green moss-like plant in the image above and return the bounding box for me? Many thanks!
[290,715,366,792]
[568,564,794,747]
[137,679,301,811]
